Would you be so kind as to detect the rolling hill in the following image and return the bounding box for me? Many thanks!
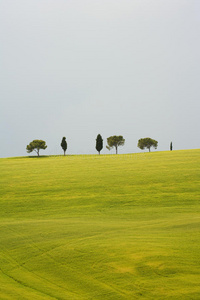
[0,150,199,299]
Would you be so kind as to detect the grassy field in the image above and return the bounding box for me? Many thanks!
[0,150,200,299]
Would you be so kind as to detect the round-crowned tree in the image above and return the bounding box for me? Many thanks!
[26,140,47,156]
[137,137,158,152]
[106,135,125,154]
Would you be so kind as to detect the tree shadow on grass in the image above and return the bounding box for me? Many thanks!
[27,155,51,159]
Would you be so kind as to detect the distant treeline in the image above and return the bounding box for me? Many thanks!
[26,136,173,157]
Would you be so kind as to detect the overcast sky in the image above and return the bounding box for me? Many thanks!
[0,0,200,157]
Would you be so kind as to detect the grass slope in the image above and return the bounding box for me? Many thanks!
[0,150,200,299]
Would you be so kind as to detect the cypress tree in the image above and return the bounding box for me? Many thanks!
[96,134,103,154]
[61,137,67,156]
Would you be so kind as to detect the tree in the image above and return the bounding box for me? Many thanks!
[106,135,125,154]
[170,142,173,151]
[137,137,158,152]
[96,134,103,154]
[26,140,47,156]
[61,137,67,156]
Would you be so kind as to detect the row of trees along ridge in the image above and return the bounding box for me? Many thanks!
[26,136,173,157]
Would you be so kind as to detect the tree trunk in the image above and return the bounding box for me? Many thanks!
[64,151,66,156]
[116,146,118,154]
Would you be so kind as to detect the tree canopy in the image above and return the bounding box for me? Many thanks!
[137,137,158,152]
[26,140,47,156]
[61,137,67,156]
[106,135,125,154]
[96,134,103,154]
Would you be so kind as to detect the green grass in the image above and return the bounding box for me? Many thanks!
[0,150,200,299]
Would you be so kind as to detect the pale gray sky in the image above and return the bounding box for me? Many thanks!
[1,0,200,157]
